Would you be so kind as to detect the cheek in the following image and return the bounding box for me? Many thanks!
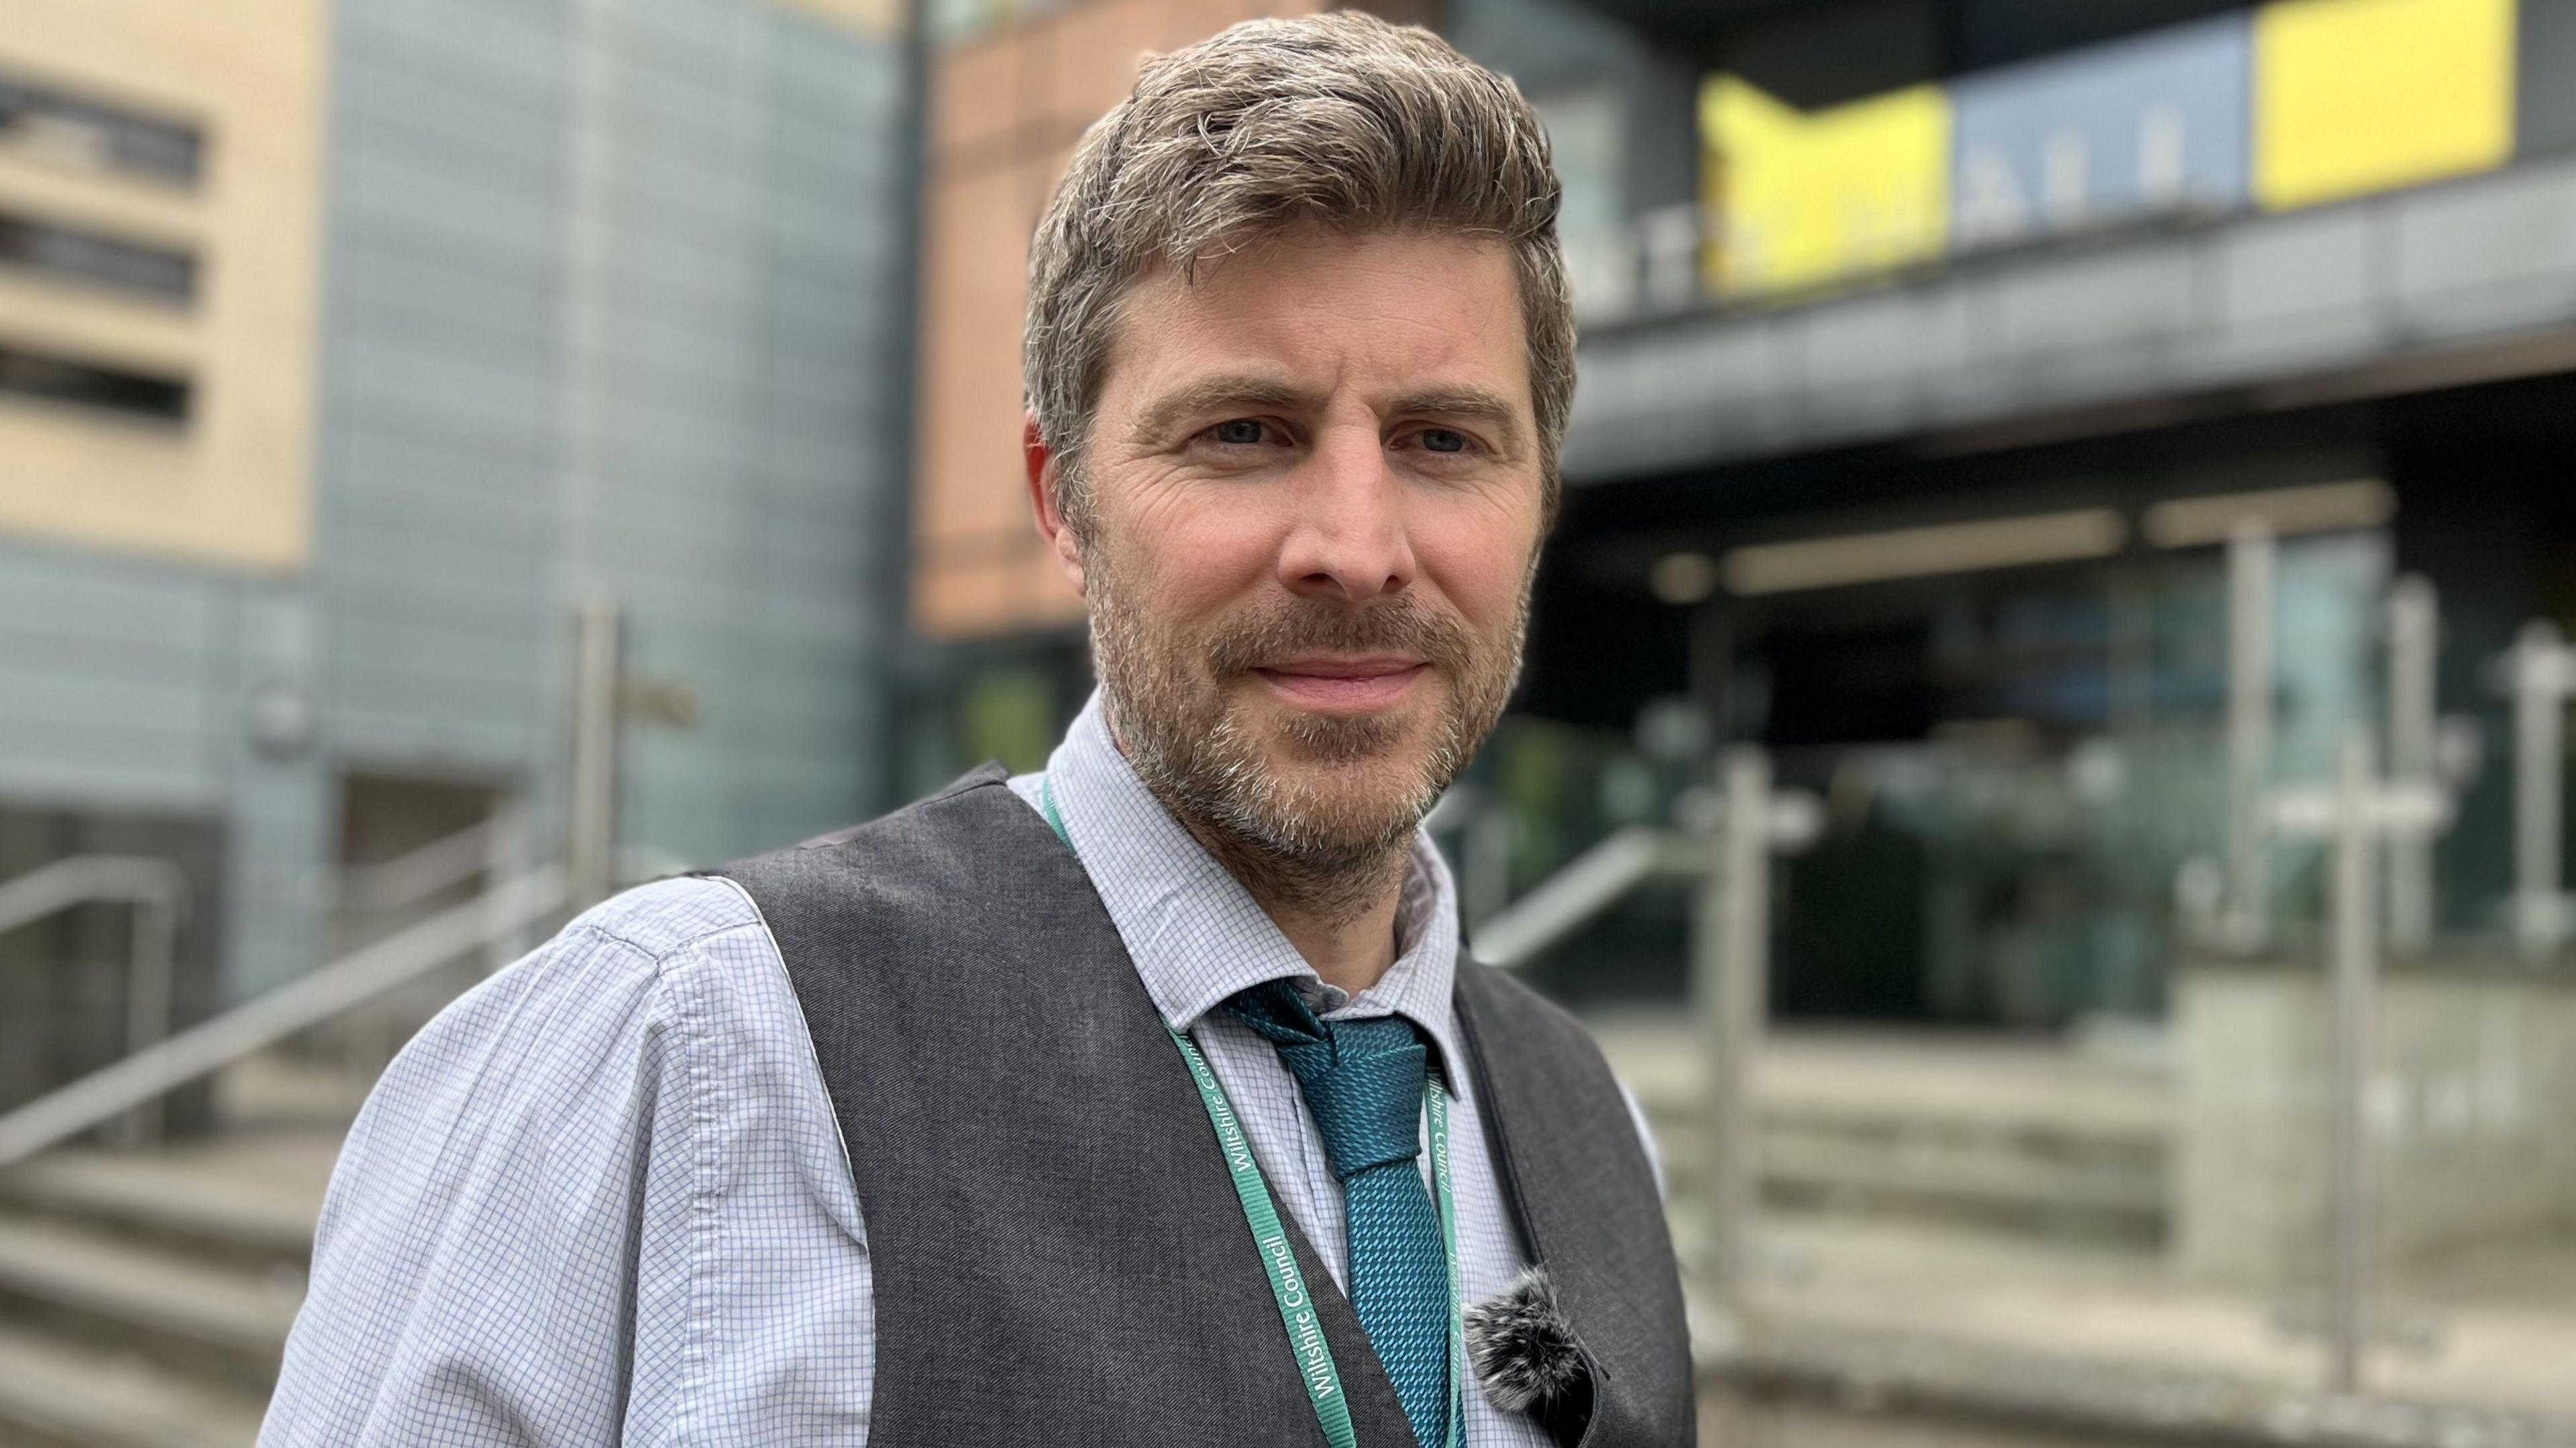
[1415,518,1538,634]
[1111,495,1280,620]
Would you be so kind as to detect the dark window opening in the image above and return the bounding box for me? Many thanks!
[0,212,197,304]
[0,72,205,188]
[0,345,189,423]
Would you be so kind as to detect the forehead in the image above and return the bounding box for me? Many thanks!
[1095,229,1533,419]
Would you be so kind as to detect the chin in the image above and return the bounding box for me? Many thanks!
[1248,727,1444,842]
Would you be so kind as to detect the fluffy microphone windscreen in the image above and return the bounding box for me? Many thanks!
[1462,1266,1589,1417]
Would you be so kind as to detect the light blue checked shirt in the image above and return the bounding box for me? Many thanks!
[265,692,1656,1446]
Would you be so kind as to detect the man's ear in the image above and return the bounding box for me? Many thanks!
[1024,410,1086,597]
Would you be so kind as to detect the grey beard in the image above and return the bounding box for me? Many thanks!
[1083,545,1523,926]
[1107,687,1423,927]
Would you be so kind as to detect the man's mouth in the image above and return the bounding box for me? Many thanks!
[1250,655,1430,712]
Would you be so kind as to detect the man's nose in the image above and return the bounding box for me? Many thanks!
[1277,427,1415,605]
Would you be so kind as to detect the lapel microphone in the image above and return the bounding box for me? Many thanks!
[1463,1266,1591,1439]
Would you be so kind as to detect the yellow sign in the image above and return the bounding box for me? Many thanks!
[1701,76,1951,298]
[2253,0,2516,211]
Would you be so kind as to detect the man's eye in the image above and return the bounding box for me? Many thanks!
[1210,419,1267,445]
[1419,428,1468,454]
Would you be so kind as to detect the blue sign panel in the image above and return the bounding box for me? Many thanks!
[1949,13,2251,250]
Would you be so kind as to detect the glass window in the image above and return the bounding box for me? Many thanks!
[0,211,197,304]
[0,345,189,422]
[0,72,205,188]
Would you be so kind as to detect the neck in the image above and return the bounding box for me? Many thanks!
[1178,814,1413,997]
[1102,712,1415,995]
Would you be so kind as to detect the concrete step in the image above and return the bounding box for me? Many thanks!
[0,1211,300,1393]
[0,1065,344,1443]
[0,1154,315,1274]
[1604,1024,2174,1243]
[1648,1113,2166,1234]
[0,1323,265,1448]
[1764,1137,2161,1243]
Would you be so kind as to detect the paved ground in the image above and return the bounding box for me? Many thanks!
[1754,1215,2576,1421]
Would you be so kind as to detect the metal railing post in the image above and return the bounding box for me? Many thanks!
[483,797,535,973]
[1464,752,1815,1327]
[0,856,190,1148]
[2268,734,2452,1395]
[2385,577,2438,954]
[1463,801,1515,936]
[1703,748,1772,1310]
[2505,621,2573,961]
[2226,518,2278,952]
[2326,733,2379,1394]
[113,893,180,1146]
[569,597,625,912]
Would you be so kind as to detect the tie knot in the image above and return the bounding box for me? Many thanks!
[1224,986,1428,1183]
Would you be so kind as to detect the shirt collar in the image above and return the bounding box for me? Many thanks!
[1026,690,1466,1095]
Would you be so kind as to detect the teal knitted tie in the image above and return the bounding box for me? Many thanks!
[1228,981,1450,1448]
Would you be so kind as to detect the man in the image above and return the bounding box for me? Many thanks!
[263,13,1692,1446]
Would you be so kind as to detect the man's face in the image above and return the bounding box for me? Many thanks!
[1035,229,1546,869]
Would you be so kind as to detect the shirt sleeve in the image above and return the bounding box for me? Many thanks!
[259,915,684,1446]
[261,879,876,1448]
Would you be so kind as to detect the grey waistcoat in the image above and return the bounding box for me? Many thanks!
[710,767,1693,1447]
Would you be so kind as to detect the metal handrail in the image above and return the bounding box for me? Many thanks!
[327,816,505,912]
[0,865,566,1169]
[1468,827,1701,968]
[0,856,189,1144]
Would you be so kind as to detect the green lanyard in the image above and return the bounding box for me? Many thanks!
[1040,775,1466,1448]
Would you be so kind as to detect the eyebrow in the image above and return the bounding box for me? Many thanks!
[1129,376,1531,455]
[1129,376,1320,443]
[1388,386,1529,455]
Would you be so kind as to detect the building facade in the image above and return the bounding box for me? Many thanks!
[1532,0,2576,1023]
[898,0,2576,1027]
[0,0,916,1097]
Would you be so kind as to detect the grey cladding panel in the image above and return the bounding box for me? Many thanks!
[2212,207,2369,329]
[341,158,560,253]
[330,338,560,438]
[312,0,909,865]
[329,286,559,369]
[2523,0,2576,157]
[328,612,543,696]
[2397,172,2576,280]
[344,0,568,96]
[0,547,215,651]
[337,68,559,193]
[1568,157,2576,480]
[317,0,566,765]
[337,239,559,345]
[0,541,234,808]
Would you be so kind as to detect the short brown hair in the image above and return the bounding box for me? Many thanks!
[1023,11,1574,533]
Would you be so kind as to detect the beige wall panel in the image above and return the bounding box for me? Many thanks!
[1028,137,1081,223]
[1013,546,1085,626]
[920,555,1028,638]
[935,36,1024,163]
[0,402,187,530]
[1044,0,1169,129]
[918,542,1081,640]
[0,155,200,248]
[0,272,198,375]
[0,0,326,571]
[912,158,1039,635]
